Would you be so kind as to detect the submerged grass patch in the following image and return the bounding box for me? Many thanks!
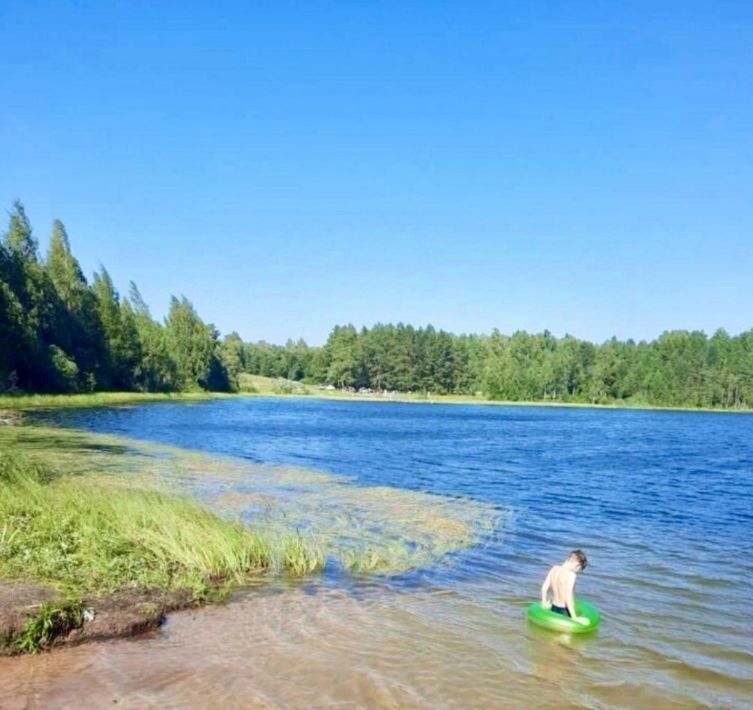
[200,471,502,575]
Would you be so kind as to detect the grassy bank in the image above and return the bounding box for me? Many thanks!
[0,452,323,601]
[0,422,326,653]
[0,447,324,602]
[0,391,235,411]
[0,436,325,652]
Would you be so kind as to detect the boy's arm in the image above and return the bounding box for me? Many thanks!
[565,574,577,617]
[540,568,552,607]
[566,574,589,625]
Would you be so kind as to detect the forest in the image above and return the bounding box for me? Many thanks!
[2,202,752,409]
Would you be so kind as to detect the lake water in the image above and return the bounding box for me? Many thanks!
[3,398,753,708]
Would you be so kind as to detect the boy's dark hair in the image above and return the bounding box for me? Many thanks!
[569,549,588,570]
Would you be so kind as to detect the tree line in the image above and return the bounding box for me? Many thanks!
[2,202,752,409]
[243,324,753,408]
[1,202,233,393]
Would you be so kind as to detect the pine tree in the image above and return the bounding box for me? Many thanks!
[324,325,361,388]
[0,242,29,388]
[92,268,140,389]
[1,202,57,390]
[164,296,231,391]
[46,221,87,307]
[43,219,104,390]
[126,282,178,392]
[219,332,245,389]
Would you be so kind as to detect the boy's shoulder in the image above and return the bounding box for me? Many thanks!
[551,563,575,581]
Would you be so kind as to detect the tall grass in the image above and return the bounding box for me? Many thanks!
[0,391,234,411]
[0,451,325,600]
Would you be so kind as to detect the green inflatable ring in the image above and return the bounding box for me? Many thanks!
[526,600,601,633]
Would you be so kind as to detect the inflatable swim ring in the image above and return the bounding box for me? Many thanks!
[526,600,601,633]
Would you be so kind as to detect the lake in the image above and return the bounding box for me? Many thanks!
[3,398,753,708]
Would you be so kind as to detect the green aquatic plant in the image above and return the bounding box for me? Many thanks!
[280,531,326,575]
[11,599,86,654]
[341,546,402,574]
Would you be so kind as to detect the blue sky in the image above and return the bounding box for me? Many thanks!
[2,1,751,345]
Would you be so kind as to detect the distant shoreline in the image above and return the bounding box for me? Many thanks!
[2,387,752,415]
[264,389,753,414]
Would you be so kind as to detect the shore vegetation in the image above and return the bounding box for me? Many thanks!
[0,421,327,652]
[0,448,324,600]
[0,391,234,411]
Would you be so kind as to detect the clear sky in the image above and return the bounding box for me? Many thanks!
[2,1,751,345]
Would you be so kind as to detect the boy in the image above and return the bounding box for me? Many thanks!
[540,549,589,625]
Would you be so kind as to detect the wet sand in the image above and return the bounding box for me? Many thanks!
[2,579,743,709]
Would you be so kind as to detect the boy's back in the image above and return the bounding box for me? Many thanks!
[540,549,589,624]
[546,564,576,608]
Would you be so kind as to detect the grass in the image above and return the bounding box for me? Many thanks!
[10,599,86,654]
[0,391,234,411]
[0,449,325,601]
[238,373,311,395]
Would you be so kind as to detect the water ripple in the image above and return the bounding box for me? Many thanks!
[16,398,753,708]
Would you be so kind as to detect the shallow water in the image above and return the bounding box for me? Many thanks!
[4,399,753,708]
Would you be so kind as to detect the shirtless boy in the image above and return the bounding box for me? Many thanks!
[540,550,589,625]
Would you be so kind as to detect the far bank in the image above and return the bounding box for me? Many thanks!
[3,376,752,415]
